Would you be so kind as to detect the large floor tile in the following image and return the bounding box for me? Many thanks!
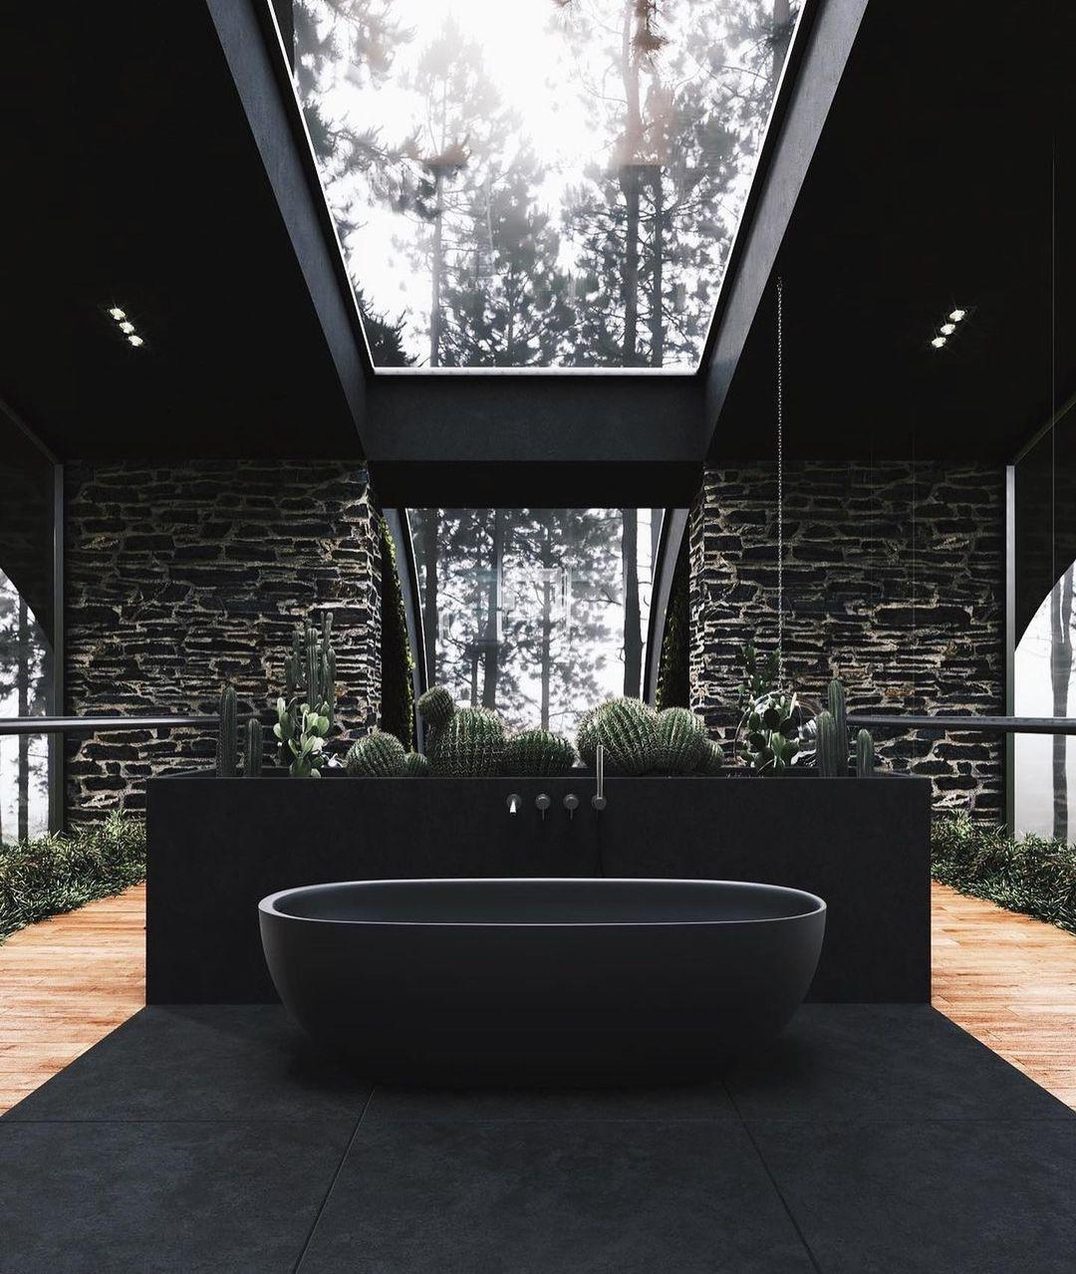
[299,1117,815,1273]
[723,1005,1073,1122]
[367,1077,737,1122]
[0,1118,353,1274]
[3,1006,371,1122]
[749,1118,1076,1273]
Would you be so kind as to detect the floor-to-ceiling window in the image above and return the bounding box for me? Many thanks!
[410,508,661,733]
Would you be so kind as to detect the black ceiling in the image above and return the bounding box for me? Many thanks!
[2,1,1072,483]
[714,0,1075,463]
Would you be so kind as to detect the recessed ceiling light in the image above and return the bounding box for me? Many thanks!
[119,321,135,334]
[940,323,956,335]
[948,309,967,322]
[108,306,126,320]
[931,336,947,349]
[128,334,144,347]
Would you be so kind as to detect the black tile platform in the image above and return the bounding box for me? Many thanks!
[2,1006,1073,1272]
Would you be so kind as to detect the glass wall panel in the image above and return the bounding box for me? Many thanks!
[410,508,660,732]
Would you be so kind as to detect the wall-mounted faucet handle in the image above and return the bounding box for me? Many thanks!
[507,794,521,815]
[535,793,552,821]
[591,744,607,811]
[563,793,579,820]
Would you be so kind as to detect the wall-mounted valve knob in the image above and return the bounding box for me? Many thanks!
[535,793,552,820]
[507,794,521,815]
[563,793,579,820]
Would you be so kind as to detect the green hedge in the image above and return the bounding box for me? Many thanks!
[0,813,146,942]
[932,813,1076,935]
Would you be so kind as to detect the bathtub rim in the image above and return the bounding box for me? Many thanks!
[258,877,827,929]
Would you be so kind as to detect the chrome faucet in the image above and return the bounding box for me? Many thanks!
[591,743,607,811]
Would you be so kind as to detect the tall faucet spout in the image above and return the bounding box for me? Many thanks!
[591,744,607,811]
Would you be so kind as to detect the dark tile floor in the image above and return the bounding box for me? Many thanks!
[2,1005,1074,1272]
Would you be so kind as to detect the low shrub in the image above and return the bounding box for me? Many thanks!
[0,812,146,942]
[931,812,1076,935]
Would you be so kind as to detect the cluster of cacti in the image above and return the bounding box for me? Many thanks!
[739,689,802,774]
[815,708,840,777]
[275,612,337,777]
[504,729,577,777]
[577,698,659,776]
[346,729,408,777]
[653,707,707,774]
[242,717,263,777]
[856,727,875,777]
[216,685,238,777]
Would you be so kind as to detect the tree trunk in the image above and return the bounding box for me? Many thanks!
[17,599,30,843]
[1050,564,1074,841]
[771,0,792,89]
[430,169,444,367]
[418,512,440,687]
[619,0,642,366]
[540,520,553,730]
[622,510,641,697]
[649,168,664,366]
[482,511,504,710]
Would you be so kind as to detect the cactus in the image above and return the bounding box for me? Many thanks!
[739,689,802,773]
[696,737,725,776]
[242,717,263,777]
[216,685,237,778]
[827,677,849,775]
[815,709,840,777]
[504,729,577,777]
[345,730,408,777]
[277,612,336,777]
[428,707,506,777]
[654,708,707,775]
[403,751,431,777]
[576,697,659,776]
[417,686,456,733]
[856,727,875,777]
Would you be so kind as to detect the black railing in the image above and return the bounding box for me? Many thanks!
[0,715,217,735]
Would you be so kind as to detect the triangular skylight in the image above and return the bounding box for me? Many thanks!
[293,1,802,370]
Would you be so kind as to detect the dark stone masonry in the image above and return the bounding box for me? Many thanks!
[64,461,380,820]
[689,462,1005,817]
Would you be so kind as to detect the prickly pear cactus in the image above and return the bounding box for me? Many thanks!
[403,751,431,777]
[576,697,659,776]
[739,690,802,774]
[428,707,506,777]
[654,707,707,774]
[504,729,577,777]
[345,730,408,777]
[696,737,725,776]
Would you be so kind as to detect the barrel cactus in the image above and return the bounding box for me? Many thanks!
[504,729,577,777]
[216,685,237,778]
[417,686,456,733]
[403,750,431,777]
[428,707,506,777]
[696,737,725,776]
[577,697,659,776]
[345,730,408,777]
[654,707,707,775]
[856,727,875,777]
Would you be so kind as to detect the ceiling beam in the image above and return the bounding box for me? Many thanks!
[699,0,868,454]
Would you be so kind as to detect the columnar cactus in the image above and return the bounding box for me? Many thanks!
[696,737,725,776]
[216,685,237,778]
[815,709,840,777]
[654,708,707,775]
[504,729,577,776]
[428,707,506,777]
[576,698,659,776]
[827,677,849,775]
[277,611,336,777]
[345,730,408,777]
[403,751,431,777]
[856,728,875,777]
[242,717,263,777]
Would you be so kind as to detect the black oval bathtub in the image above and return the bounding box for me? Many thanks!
[259,877,825,1085]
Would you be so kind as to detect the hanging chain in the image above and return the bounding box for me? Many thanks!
[776,276,784,680]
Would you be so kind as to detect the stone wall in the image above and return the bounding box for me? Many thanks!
[64,460,380,820]
[689,462,1005,816]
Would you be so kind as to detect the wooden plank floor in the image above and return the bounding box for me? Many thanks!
[0,880,1073,1114]
[0,885,146,1114]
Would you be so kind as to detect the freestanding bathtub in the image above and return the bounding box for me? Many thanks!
[259,877,826,1085]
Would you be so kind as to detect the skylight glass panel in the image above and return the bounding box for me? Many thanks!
[293,1,801,370]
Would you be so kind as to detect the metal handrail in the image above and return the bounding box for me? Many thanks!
[0,715,217,735]
[849,716,1076,735]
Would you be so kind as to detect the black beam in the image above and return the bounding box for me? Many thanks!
[0,716,218,736]
[700,0,868,453]
[849,716,1076,736]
